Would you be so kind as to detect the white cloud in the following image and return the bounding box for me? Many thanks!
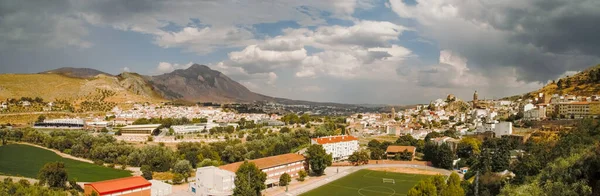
[122,67,130,72]
[220,20,411,79]
[154,62,194,74]
[155,27,255,54]
[300,86,325,93]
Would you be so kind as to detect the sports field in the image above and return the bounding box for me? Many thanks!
[0,144,131,182]
[301,169,433,196]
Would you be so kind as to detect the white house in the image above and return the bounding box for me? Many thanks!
[522,103,535,112]
[311,135,359,161]
[149,180,172,196]
[190,166,235,196]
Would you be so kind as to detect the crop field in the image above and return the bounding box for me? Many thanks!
[301,169,434,196]
[0,144,131,182]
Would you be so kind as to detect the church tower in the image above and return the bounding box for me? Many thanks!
[391,107,396,119]
[473,90,479,108]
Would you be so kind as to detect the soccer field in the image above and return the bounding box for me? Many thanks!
[0,144,131,182]
[301,169,434,196]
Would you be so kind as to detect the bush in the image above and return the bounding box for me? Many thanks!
[94,160,104,166]
[297,170,307,181]
[172,173,184,184]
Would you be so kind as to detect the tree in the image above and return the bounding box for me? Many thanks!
[38,162,68,189]
[306,144,332,175]
[279,173,291,186]
[431,175,447,196]
[456,138,481,159]
[370,148,384,160]
[234,161,267,196]
[436,143,454,169]
[395,149,413,161]
[297,170,307,181]
[408,178,437,196]
[36,115,46,123]
[141,165,153,180]
[173,160,193,182]
[367,139,381,149]
[443,173,464,196]
[279,127,291,133]
[0,129,7,145]
[348,150,369,165]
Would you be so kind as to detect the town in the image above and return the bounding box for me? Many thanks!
[2,88,600,196]
[2,0,599,195]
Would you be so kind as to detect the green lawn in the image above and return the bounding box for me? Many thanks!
[301,169,434,196]
[0,144,131,182]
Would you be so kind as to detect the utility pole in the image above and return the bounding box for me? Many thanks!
[474,170,480,196]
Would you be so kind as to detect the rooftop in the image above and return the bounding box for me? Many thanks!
[219,153,305,172]
[85,176,151,195]
[386,145,416,153]
[311,135,358,145]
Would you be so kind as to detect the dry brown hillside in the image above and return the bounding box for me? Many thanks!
[0,73,164,110]
[521,64,600,100]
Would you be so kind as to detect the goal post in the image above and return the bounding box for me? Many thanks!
[382,178,395,184]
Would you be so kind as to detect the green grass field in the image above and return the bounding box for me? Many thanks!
[0,144,131,182]
[301,169,434,196]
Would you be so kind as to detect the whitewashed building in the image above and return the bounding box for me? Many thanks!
[190,166,235,196]
[311,135,359,161]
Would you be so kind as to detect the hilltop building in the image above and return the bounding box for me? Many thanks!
[311,135,359,161]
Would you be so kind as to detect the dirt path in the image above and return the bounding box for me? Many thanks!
[0,175,38,184]
[18,142,94,163]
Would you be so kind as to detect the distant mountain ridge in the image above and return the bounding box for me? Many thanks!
[1,64,356,107]
[40,67,112,78]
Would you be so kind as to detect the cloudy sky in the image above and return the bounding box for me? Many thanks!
[1,0,599,104]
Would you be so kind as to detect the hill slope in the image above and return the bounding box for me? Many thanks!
[515,64,600,100]
[0,64,356,108]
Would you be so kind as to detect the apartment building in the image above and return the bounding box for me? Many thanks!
[311,135,359,161]
[557,102,594,118]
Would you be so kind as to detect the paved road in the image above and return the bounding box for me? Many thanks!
[273,164,452,196]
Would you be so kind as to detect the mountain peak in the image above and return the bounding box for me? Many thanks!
[187,64,210,70]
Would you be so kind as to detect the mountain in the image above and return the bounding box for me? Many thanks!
[509,64,600,100]
[40,67,112,78]
[0,64,357,108]
[147,64,269,103]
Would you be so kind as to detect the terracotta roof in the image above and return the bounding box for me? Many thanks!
[85,176,151,195]
[386,146,416,153]
[219,153,305,172]
[311,135,358,145]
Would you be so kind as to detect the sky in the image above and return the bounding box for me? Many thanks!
[1,0,599,104]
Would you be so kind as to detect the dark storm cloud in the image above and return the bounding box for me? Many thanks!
[392,0,600,86]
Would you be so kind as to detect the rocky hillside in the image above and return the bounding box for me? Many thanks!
[148,64,269,102]
[508,64,600,100]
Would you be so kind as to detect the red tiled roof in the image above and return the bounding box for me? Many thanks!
[311,135,358,145]
[219,153,305,173]
[85,176,151,195]
[386,146,416,153]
